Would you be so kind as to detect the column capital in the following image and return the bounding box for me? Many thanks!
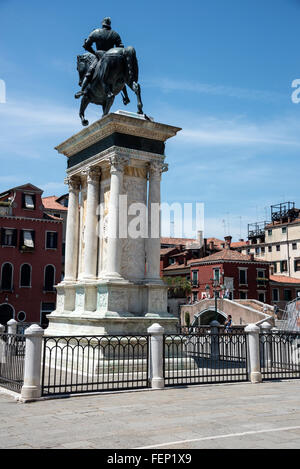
[65,176,81,192]
[149,161,168,178]
[82,166,101,184]
[108,155,130,173]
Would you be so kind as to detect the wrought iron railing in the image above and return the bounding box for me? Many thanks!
[260,331,300,380]
[0,333,26,392]
[41,335,150,396]
[164,331,248,386]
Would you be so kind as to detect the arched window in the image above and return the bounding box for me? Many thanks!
[0,304,14,324]
[20,264,31,287]
[44,265,55,292]
[1,263,13,291]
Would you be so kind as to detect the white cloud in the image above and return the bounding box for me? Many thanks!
[145,77,285,103]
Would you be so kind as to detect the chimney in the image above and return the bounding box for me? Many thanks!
[209,241,214,250]
[224,235,232,249]
[197,230,204,248]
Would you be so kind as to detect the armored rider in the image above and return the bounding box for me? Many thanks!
[75,17,130,104]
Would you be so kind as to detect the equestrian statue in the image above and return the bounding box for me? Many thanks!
[75,17,145,126]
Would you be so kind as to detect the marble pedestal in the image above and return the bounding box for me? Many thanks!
[46,111,181,336]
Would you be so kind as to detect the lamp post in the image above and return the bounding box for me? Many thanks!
[210,278,226,321]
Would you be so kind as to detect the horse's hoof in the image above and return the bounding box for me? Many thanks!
[82,119,89,126]
[123,98,130,106]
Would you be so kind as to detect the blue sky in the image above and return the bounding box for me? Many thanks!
[1,0,300,240]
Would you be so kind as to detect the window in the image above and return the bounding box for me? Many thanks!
[280,260,288,273]
[239,269,247,285]
[240,291,247,299]
[293,243,297,250]
[258,292,266,303]
[1,263,13,291]
[268,246,272,253]
[41,302,55,327]
[255,247,260,255]
[284,289,292,302]
[0,304,14,324]
[276,245,281,252]
[213,268,220,282]
[1,228,17,247]
[294,259,300,272]
[268,229,272,236]
[257,269,266,286]
[272,289,279,302]
[261,247,265,254]
[20,230,35,250]
[17,311,26,322]
[22,193,35,209]
[20,264,31,287]
[273,262,277,274]
[192,271,198,286]
[46,232,58,249]
[168,258,175,265]
[282,227,287,234]
[192,292,198,302]
[44,265,55,292]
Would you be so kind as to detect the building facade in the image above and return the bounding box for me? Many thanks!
[239,202,300,279]
[0,184,63,326]
[188,237,271,304]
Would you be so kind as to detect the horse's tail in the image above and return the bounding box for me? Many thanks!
[124,46,139,85]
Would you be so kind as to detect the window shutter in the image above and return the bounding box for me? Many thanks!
[0,228,5,246]
[22,193,26,208]
[12,229,17,247]
[54,232,58,248]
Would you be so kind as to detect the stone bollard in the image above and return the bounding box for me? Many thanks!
[260,322,273,369]
[245,324,262,383]
[147,323,164,389]
[21,324,44,400]
[210,320,220,360]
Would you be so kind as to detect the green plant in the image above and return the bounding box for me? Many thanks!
[185,312,191,327]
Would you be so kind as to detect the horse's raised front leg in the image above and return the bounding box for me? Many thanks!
[79,96,89,126]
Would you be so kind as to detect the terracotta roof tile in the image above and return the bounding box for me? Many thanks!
[42,196,68,211]
[188,248,268,265]
[270,275,300,284]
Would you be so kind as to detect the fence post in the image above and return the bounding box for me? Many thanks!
[210,320,220,360]
[21,324,44,400]
[260,322,272,368]
[245,324,262,383]
[7,319,17,335]
[147,323,164,389]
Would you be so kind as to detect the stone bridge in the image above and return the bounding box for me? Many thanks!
[180,298,275,326]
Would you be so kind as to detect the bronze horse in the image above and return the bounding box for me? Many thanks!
[76,47,145,126]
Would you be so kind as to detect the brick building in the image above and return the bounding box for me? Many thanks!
[0,184,63,326]
[188,236,271,304]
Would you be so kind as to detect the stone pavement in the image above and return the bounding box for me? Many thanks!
[0,380,300,449]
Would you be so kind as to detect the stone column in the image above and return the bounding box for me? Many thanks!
[245,324,262,383]
[148,323,165,389]
[64,177,80,282]
[83,166,101,279]
[21,325,44,400]
[145,161,168,282]
[105,155,129,280]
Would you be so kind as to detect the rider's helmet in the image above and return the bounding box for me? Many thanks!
[102,17,112,29]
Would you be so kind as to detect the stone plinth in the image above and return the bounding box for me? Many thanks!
[46,112,181,336]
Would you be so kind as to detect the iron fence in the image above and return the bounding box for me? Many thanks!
[0,333,26,392]
[260,331,300,380]
[41,334,150,396]
[164,331,248,386]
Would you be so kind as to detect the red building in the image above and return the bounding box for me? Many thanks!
[0,184,63,326]
[188,236,271,304]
